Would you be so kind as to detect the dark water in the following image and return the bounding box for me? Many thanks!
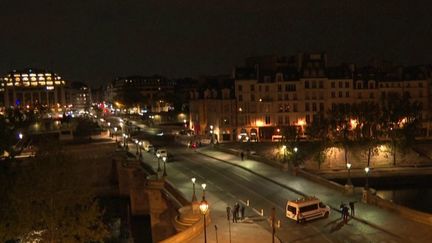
[332,176,432,214]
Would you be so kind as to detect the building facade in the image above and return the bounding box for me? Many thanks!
[0,68,68,112]
[190,53,432,142]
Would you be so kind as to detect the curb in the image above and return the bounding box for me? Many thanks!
[197,148,404,241]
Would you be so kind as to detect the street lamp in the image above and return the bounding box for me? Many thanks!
[114,127,118,142]
[18,133,23,140]
[135,140,139,155]
[293,147,298,153]
[364,167,370,190]
[191,177,197,202]
[162,156,167,177]
[199,183,208,243]
[156,153,161,172]
[346,163,352,186]
[138,141,142,158]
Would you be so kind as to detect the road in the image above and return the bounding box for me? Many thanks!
[133,135,401,243]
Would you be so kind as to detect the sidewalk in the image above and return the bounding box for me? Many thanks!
[198,148,432,243]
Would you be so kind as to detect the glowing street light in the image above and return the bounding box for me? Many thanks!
[199,183,209,243]
[114,127,118,142]
[346,163,352,186]
[18,133,23,140]
[162,156,167,177]
[293,147,298,153]
[191,177,197,202]
[156,153,161,172]
[364,167,370,189]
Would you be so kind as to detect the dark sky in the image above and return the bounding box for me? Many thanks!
[1,0,432,86]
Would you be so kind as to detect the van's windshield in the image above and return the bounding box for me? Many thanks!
[287,205,296,215]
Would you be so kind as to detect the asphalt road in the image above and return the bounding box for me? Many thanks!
[134,135,400,243]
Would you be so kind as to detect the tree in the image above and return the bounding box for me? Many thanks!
[0,142,109,242]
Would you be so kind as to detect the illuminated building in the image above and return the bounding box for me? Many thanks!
[0,68,67,110]
[190,54,432,141]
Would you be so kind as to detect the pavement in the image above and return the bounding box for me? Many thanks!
[197,147,432,243]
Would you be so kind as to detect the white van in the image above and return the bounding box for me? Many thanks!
[286,197,330,223]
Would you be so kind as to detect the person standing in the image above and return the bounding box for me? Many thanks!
[234,203,240,223]
[349,201,356,216]
[226,206,231,221]
[240,205,245,220]
[339,202,345,219]
[240,151,244,161]
[343,206,349,223]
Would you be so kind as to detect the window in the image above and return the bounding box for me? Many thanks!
[319,80,323,88]
[306,114,310,124]
[284,104,290,112]
[287,205,296,215]
[299,204,318,213]
[357,83,362,89]
[265,85,269,92]
[319,92,324,99]
[259,85,262,92]
[312,103,317,112]
[331,82,335,88]
[338,81,343,88]
[338,91,342,98]
[358,92,362,99]
[312,80,317,88]
[279,104,284,112]
[369,93,374,98]
[285,84,289,92]
[265,115,271,124]
[278,84,282,92]
[305,92,310,100]
[305,103,310,111]
[293,103,298,112]
[238,85,243,91]
[331,92,335,98]
[251,94,255,101]
[305,80,310,89]
[278,94,282,101]
[278,116,283,124]
[293,94,298,100]
[284,93,289,100]
[250,84,255,91]
[238,94,243,101]
[346,91,349,97]
[285,115,290,124]
[369,82,374,89]
[319,103,324,111]
[345,81,349,88]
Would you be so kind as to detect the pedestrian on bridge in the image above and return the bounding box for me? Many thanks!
[240,151,244,161]
[349,201,356,216]
[340,202,345,219]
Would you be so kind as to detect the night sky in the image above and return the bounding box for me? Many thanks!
[1,0,432,86]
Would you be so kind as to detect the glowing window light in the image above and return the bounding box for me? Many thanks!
[38,77,45,81]
[30,73,36,77]
[15,77,20,81]
[47,77,52,81]
[23,82,30,86]
[37,74,44,77]
[31,82,38,86]
[46,86,54,90]
[23,77,29,81]
[45,73,51,76]
[46,81,53,85]
[13,74,20,77]
[31,77,37,81]
[55,81,61,85]
[22,74,28,77]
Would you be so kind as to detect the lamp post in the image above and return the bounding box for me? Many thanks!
[18,133,23,140]
[114,127,118,142]
[162,156,167,177]
[135,140,139,155]
[191,177,197,202]
[210,125,214,144]
[156,153,161,172]
[346,163,352,186]
[138,141,142,158]
[271,207,276,243]
[199,183,208,243]
[364,167,370,190]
